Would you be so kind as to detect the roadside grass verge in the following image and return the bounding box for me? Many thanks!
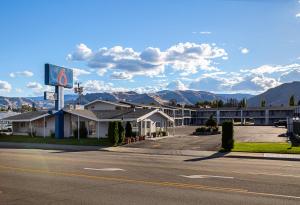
[0,135,112,146]
[232,142,300,154]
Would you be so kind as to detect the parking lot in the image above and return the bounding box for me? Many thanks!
[125,126,288,151]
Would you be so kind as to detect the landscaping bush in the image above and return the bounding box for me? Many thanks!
[213,126,219,132]
[161,131,167,136]
[196,127,206,133]
[206,115,217,128]
[73,124,88,139]
[222,121,234,151]
[118,122,125,144]
[125,121,133,138]
[108,121,119,145]
[49,130,55,138]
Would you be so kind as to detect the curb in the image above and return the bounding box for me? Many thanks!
[0,142,299,161]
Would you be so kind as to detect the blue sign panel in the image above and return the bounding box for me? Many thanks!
[45,64,73,88]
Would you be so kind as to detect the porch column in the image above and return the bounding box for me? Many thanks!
[265,109,269,125]
[30,120,33,137]
[87,121,90,137]
[97,121,100,140]
[77,115,80,140]
[173,120,175,136]
[43,116,46,138]
[144,120,147,136]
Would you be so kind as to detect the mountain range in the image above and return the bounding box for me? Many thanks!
[1,81,300,109]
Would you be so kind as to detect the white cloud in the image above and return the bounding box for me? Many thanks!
[0,80,12,92]
[192,31,212,35]
[199,31,211,35]
[15,88,22,93]
[10,70,34,78]
[189,71,281,94]
[67,42,228,78]
[111,72,133,80]
[83,80,128,93]
[72,68,91,81]
[166,80,188,90]
[241,63,300,75]
[240,48,249,54]
[26,82,44,94]
[296,13,300,18]
[97,68,107,76]
[165,42,227,74]
[67,43,93,61]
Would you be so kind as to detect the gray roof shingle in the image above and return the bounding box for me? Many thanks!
[2,111,49,121]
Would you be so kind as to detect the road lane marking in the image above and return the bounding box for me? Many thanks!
[0,165,300,200]
[84,168,125,171]
[232,171,300,178]
[180,175,234,179]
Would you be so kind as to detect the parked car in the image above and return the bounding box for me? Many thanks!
[274,120,287,128]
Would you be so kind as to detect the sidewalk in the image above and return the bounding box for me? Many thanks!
[105,146,300,161]
[0,142,300,161]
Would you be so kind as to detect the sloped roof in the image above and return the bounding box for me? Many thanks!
[2,111,49,122]
[84,99,131,108]
[93,108,156,120]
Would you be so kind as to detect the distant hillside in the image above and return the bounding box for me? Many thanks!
[77,90,253,105]
[247,81,300,106]
[0,90,255,109]
[0,96,33,108]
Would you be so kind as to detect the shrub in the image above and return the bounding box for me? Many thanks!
[49,130,55,138]
[73,124,88,139]
[222,121,234,151]
[108,121,119,145]
[161,131,167,136]
[213,126,219,132]
[118,122,125,144]
[196,127,206,133]
[206,115,217,128]
[125,122,133,138]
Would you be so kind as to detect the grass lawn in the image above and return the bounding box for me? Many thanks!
[0,135,112,146]
[232,142,300,154]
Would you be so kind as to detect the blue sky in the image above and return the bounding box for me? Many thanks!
[1,0,300,97]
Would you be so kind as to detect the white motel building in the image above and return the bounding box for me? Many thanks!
[3,99,298,138]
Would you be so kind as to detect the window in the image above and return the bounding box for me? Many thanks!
[156,122,161,128]
[147,121,151,128]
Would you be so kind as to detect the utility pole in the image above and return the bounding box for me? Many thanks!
[74,82,84,105]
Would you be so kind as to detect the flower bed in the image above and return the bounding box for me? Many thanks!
[124,136,146,144]
[193,126,221,135]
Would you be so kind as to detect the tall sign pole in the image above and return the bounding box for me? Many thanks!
[45,64,73,139]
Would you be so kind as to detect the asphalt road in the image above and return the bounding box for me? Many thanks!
[0,148,299,205]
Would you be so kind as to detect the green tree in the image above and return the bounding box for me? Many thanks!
[222,121,234,151]
[125,121,133,138]
[239,98,247,108]
[206,115,217,128]
[108,121,119,146]
[118,122,125,144]
[289,95,295,106]
[217,100,224,108]
[260,100,266,108]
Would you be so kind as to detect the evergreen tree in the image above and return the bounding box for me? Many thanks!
[118,122,125,144]
[260,100,266,108]
[289,95,295,106]
[125,121,133,138]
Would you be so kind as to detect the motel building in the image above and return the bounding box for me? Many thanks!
[3,100,174,138]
